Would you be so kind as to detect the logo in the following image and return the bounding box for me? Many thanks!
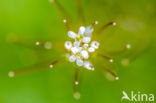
[121,91,154,102]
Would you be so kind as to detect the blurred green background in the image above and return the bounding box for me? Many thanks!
[0,0,156,103]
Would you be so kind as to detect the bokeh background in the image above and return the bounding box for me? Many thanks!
[0,0,156,103]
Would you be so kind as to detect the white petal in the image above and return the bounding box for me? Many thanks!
[84,26,94,36]
[69,55,76,62]
[88,47,95,52]
[84,61,94,70]
[71,47,79,54]
[91,41,100,49]
[74,41,80,47]
[76,59,84,66]
[64,41,72,50]
[81,50,89,59]
[83,44,88,48]
[68,31,77,39]
[83,37,91,43]
[79,26,86,35]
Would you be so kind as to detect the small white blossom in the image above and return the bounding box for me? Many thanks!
[83,44,89,48]
[69,55,76,62]
[91,41,100,49]
[68,31,77,39]
[79,26,86,35]
[71,47,79,54]
[84,61,94,70]
[65,41,72,50]
[81,50,89,59]
[88,47,95,52]
[76,59,84,66]
[74,41,80,47]
[84,26,94,36]
[83,37,91,43]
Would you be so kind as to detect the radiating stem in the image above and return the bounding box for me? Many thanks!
[35,41,65,52]
[9,39,41,50]
[35,41,53,50]
[91,21,98,29]
[107,44,131,55]
[73,68,80,99]
[100,65,119,80]
[49,59,60,68]
[74,68,79,86]
[50,0,69,19]
[63,19,70,31]
[78,0,85,24]
[104,67,119,80]
[9,38,54,51]
[98,53,114,63]
[97,22,116,34]
[8,59,61,78]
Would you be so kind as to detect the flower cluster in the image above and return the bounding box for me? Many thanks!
[8,0,133,100]
[64,25,100,70]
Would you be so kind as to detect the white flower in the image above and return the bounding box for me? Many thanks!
[88,47,95,52]
[69,55,76,62]
[91,41,100,49]
[68,31,77,39]
[81,50,89,59]
[71,47,79,54]
[83,37,91,43]
[83,44,89,48]
[79,26,86,35]
[76,59,84,66]
[74,41,80,47]
[84,61,94,70]
[84,26,94,36]
[65,41,72,50]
